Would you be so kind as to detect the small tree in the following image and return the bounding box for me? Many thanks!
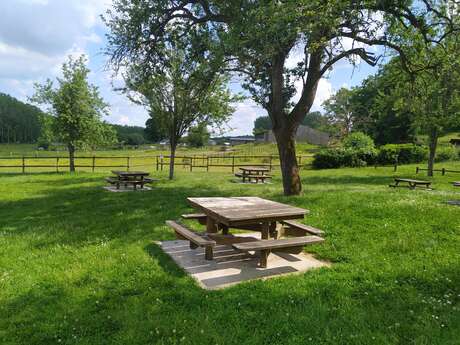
[121,42,236,179]
[323,88,355,138]
[187,123,210,148]
[31,56,116,172]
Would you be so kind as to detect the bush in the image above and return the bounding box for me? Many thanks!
[377,144,428,165]
[435,145,458,162]
[342,132,375,151]
[312,148,377,169]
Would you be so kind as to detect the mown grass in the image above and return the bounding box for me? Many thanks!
[0,162,459,344]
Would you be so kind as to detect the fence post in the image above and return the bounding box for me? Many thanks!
[127,157,130,171]
[232,156,235,173]
[92,156,96,173]
[269,155,273,171]
[416,166,419,174]
[207,156,209,172]
[161,156,164,171]
[156,156,159,171]
[22,156,25,174]
[442,168,445,176]
[394,164,397,172]
[56,157,59,173]
[298,155,302,167]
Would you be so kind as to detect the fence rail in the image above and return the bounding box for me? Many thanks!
[416,166,460,176]
[0,154,314,173]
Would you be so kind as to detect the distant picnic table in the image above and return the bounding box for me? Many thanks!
[454,181,460,187]
[106,170,153,190]
[235,166,271,183]
[167,197,325,268]
[389,178,432,190]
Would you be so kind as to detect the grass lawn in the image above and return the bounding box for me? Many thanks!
[0,163,459,344]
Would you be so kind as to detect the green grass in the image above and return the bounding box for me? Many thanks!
[1,163,459,344]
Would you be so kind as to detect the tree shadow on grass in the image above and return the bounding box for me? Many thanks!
[0,181,227,249]
[301,173,403,186]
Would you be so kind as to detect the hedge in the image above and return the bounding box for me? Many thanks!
[312,144,458,169]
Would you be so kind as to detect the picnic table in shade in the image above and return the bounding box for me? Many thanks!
[389,178,432,189]
[105,170,154,190]
[167,197,325,268]
[235,166,272,183]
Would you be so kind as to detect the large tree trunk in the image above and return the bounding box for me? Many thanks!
[427,127,438,177]
[169,143,177,180]
[68,144,76,172]
[274,127,301,195]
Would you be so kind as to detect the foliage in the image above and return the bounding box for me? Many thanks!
[112,124,148,144]
[435,145,458,162]
[377,144,428,165]
[30,56,116,171]
[144,116,165,143]
[342,132,375,151]
[346,61,417,145]
[186,123,210,148]
[253,116,272,136]
[0,92,44,144]
[323,88,355,137]
[312,148,377,169]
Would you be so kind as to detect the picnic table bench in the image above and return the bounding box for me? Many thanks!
[106,170,155,190]
[235,166,272,183]
[167,197,325,268]
[389,178,432,189]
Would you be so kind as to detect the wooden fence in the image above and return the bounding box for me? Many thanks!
[416,166,460,176]
[0,154,314,173]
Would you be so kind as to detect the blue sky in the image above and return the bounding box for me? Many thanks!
[0,0,380,136]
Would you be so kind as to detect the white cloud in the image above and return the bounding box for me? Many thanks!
[223,99,265,136]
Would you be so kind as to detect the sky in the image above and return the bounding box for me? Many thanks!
[0,0,380,136]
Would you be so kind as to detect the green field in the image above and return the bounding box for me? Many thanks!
[1,162,459,344]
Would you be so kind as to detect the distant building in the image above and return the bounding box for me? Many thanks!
[229,136,255,146]
[263,125,330,146]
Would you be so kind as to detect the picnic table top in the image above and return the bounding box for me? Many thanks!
[239,166,270,172]
[187,197,308,226]
[111,170,149,177]
[394,178,431,184]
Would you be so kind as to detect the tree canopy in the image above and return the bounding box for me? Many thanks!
[31,56,116,171]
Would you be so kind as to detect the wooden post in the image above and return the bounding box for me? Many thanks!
[56,157,59,173]
[232,156,235,173]
[416,167,419,174]
[207,156,209,172]
[156,156,159,171]
[394,164,397,172]
[190,156,193,172]
[442,168,445,176]
[127,157,130,171]
[161,156,164,171]
[298,155,302,168]
[22,156,25,174]
[92,156,96,173]
[269,155,273,171]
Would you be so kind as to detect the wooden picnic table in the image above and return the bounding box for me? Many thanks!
[389,178,432,189]
[107,170,152,190]
[174,197,324,267]
[236,166,271,183]
[453,181,460,187]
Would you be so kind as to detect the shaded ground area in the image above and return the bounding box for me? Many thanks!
[0,164,459,345]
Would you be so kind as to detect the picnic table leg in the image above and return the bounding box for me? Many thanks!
[206,217,218,233]
[261,222,270,240]
[260,249,269,268]
[220,224,229,235]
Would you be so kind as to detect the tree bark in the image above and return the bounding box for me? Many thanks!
[169,143,177,180]
[274,127,301,195]
[68,144,76,172]
[427,127,438,177]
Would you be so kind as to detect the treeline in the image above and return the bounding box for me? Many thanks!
[0,92,154,146]
[0,92,44,143]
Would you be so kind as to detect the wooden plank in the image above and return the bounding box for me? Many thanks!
[281,220,324,236]
[187,197,308,226]
[166,221,216,247]
[206,233,259,245]
[233,236,324,251]
[395,178,431,185]
[181,213,207,220]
